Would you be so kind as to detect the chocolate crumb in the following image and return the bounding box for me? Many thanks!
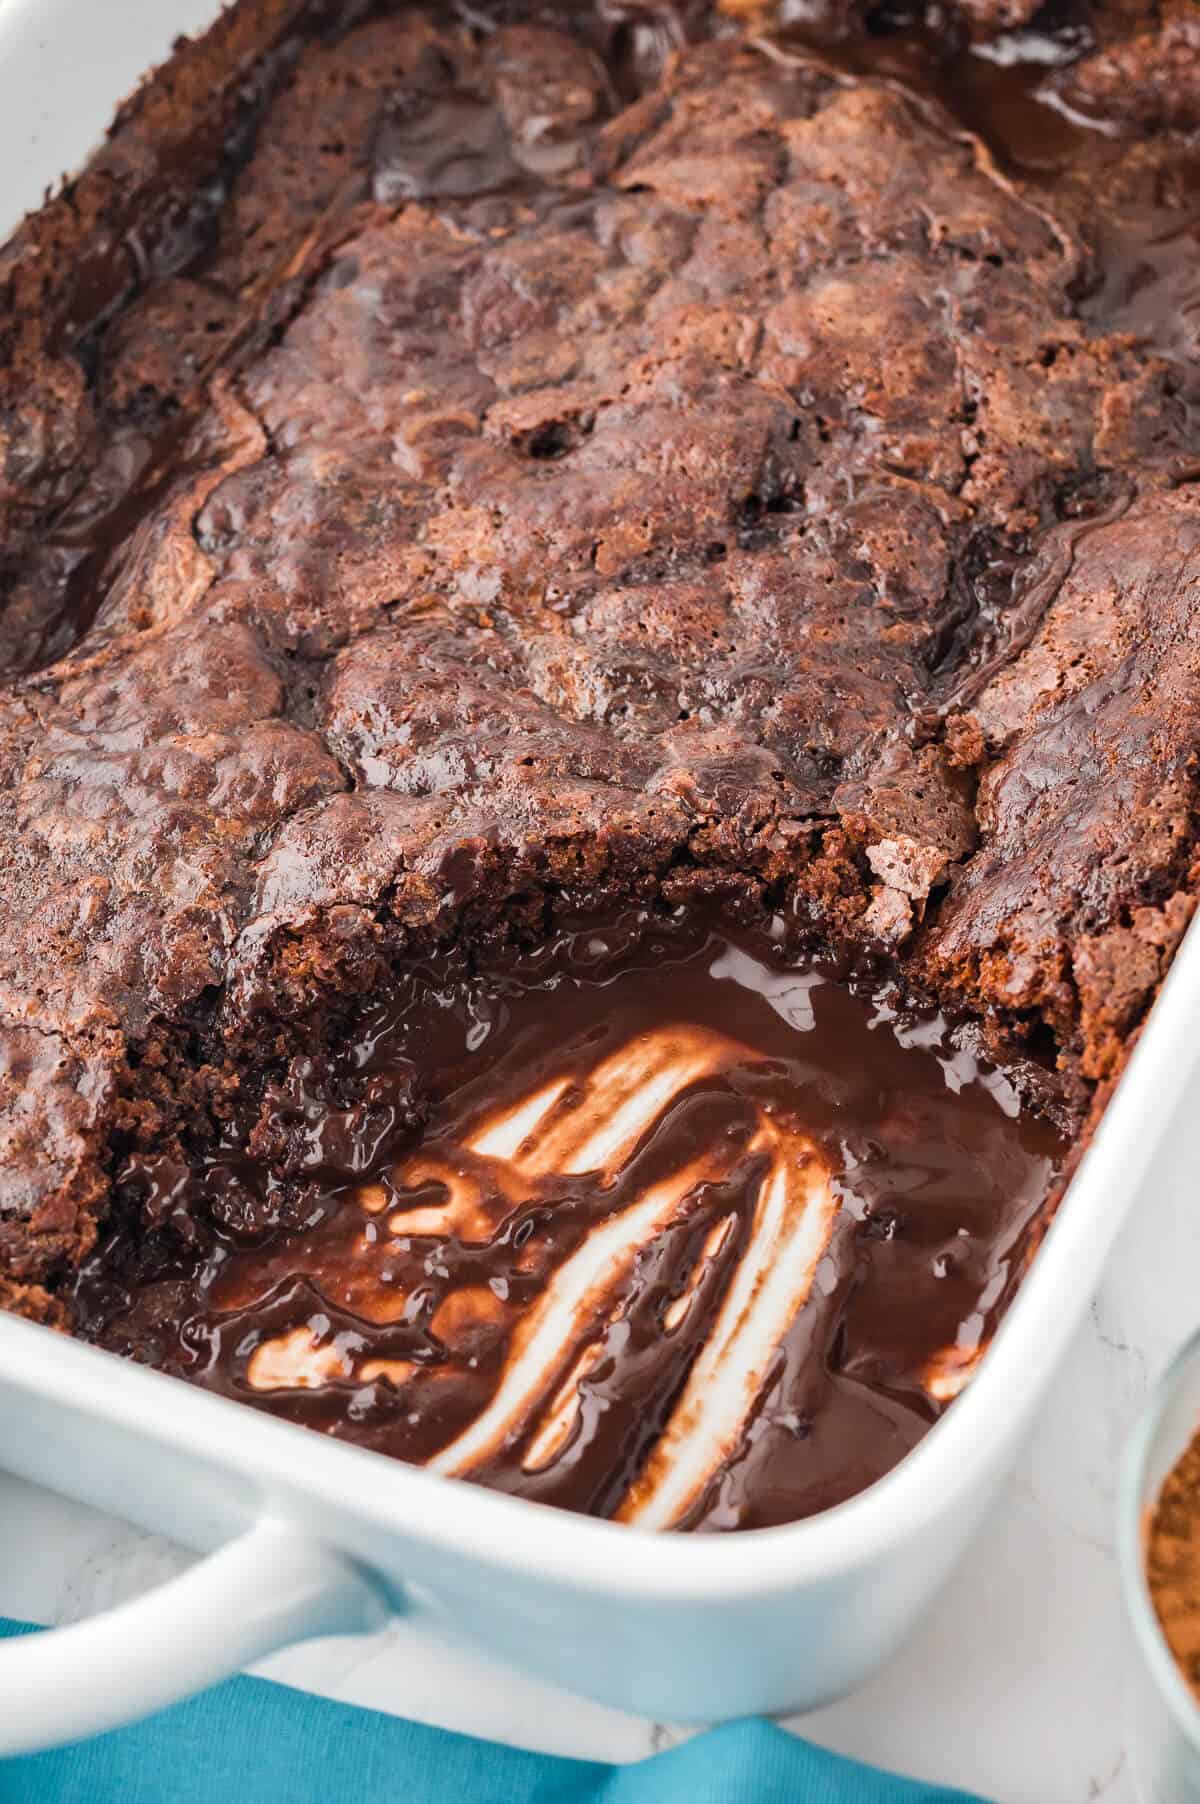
[1148,1429,1200,1699]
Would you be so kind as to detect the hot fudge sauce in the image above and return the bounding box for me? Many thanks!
[76,915,1063,1529]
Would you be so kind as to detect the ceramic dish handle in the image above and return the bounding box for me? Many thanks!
[0,1519,387,1755]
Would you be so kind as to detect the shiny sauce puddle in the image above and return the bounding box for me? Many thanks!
[76,914,1064,1529]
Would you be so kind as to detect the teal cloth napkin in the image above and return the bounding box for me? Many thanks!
[0,1619,987,1804]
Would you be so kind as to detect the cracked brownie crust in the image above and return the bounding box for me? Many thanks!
[0,0,1196,1378]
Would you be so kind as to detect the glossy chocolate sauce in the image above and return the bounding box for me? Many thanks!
[76,914,1064,1529]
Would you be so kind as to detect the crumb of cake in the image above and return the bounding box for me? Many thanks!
[1148,1427,1200,1702]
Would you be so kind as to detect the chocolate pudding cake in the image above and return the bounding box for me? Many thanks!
[0,0,1196,1528]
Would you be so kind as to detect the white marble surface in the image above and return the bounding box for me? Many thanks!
[2,1116,1195,1803]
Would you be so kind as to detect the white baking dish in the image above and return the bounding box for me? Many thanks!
[0,0,1195,1756]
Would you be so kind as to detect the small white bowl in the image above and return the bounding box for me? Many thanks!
[1120,1326,1200,1802]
